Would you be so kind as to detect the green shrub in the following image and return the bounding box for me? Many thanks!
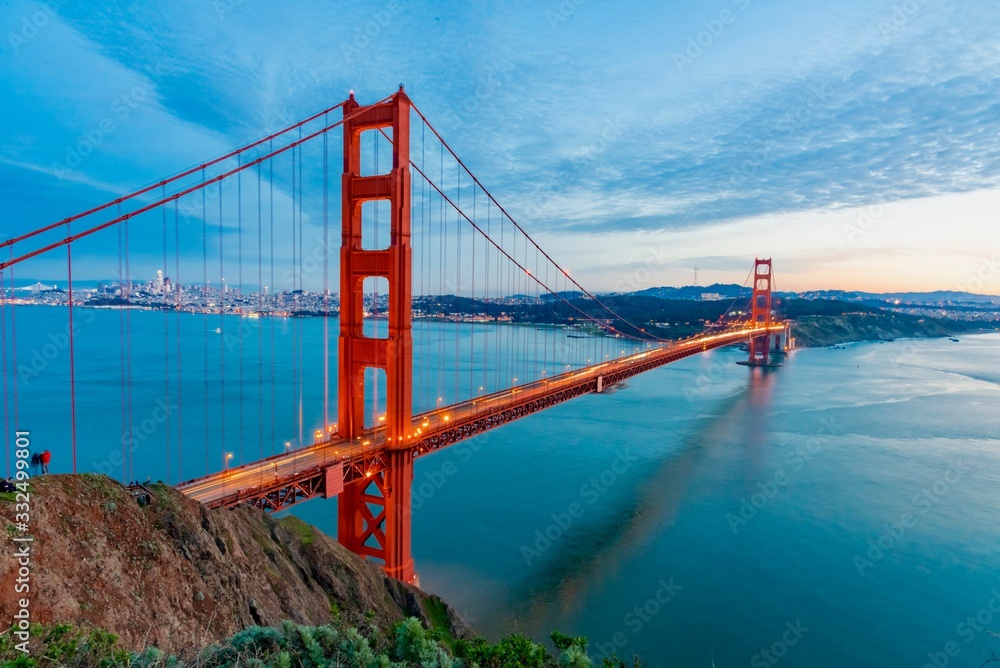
[0,618,643,667]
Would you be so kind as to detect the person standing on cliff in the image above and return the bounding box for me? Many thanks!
[39,450,51,474]
[29,452,40,475]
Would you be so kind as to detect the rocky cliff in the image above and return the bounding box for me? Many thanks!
[0,474,469,657]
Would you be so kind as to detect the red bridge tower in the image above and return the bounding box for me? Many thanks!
[337,89,416,584]
[747,258,777,366]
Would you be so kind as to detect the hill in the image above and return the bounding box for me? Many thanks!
[0,475,469,658]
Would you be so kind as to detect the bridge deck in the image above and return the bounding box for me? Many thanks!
[177,324,786,510]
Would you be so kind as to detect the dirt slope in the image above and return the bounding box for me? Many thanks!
[0,474,468,656]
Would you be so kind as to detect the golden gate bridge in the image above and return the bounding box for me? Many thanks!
[0,87,789,584]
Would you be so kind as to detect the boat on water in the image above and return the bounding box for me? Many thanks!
[950,337,960,342]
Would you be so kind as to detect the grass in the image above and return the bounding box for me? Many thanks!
[279,515,315,547]
[423,595,455,647]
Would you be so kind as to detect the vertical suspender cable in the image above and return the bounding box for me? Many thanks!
[66,238,78,473]
[117,206,126,480]
[238,156,244,466]
[174,199,183,481]
[454,163,460,401]
[161,186,170,483]
[269,146,275,453]
[218,181,226,469]
[297,131,304,447]
[1,265,8,477]
[259,164,271,483]
[291,143,298,445]
[323,114,330,435]
[202,172,209,474]
[123,213,133,482]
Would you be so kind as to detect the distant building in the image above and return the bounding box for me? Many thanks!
[700,293,724,301]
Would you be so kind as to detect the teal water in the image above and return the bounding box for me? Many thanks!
[6,307,1000,666]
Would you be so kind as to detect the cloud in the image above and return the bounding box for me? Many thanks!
[2,0,999,291]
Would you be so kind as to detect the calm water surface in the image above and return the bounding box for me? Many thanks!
[8,307,1000,666]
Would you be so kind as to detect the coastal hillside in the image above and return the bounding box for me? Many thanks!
[0,475,469,657]
[787,313,961,347]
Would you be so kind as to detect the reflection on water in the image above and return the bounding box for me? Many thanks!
[400,335,1000,667]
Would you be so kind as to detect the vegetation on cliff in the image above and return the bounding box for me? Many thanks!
[0,619,645,667]
[0,476,645,667]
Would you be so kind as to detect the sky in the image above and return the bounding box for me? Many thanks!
[1,0,999,294]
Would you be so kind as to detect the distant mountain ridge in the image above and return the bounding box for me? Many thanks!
[618,285,1000,303]
[629,283,750,300]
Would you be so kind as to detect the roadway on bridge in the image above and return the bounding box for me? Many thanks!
[178,325,784,507]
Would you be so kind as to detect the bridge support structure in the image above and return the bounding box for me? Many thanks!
[337,88,416,584]
[744,258,783,367]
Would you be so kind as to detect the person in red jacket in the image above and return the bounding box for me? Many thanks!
[39,450,51,474]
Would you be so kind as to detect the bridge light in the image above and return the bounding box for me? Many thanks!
[284,441,291,450]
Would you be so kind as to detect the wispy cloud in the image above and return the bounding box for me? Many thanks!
[2,0,998,290]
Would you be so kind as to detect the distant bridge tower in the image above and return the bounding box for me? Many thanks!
[337,88,416,584]
[747,258,775,366]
